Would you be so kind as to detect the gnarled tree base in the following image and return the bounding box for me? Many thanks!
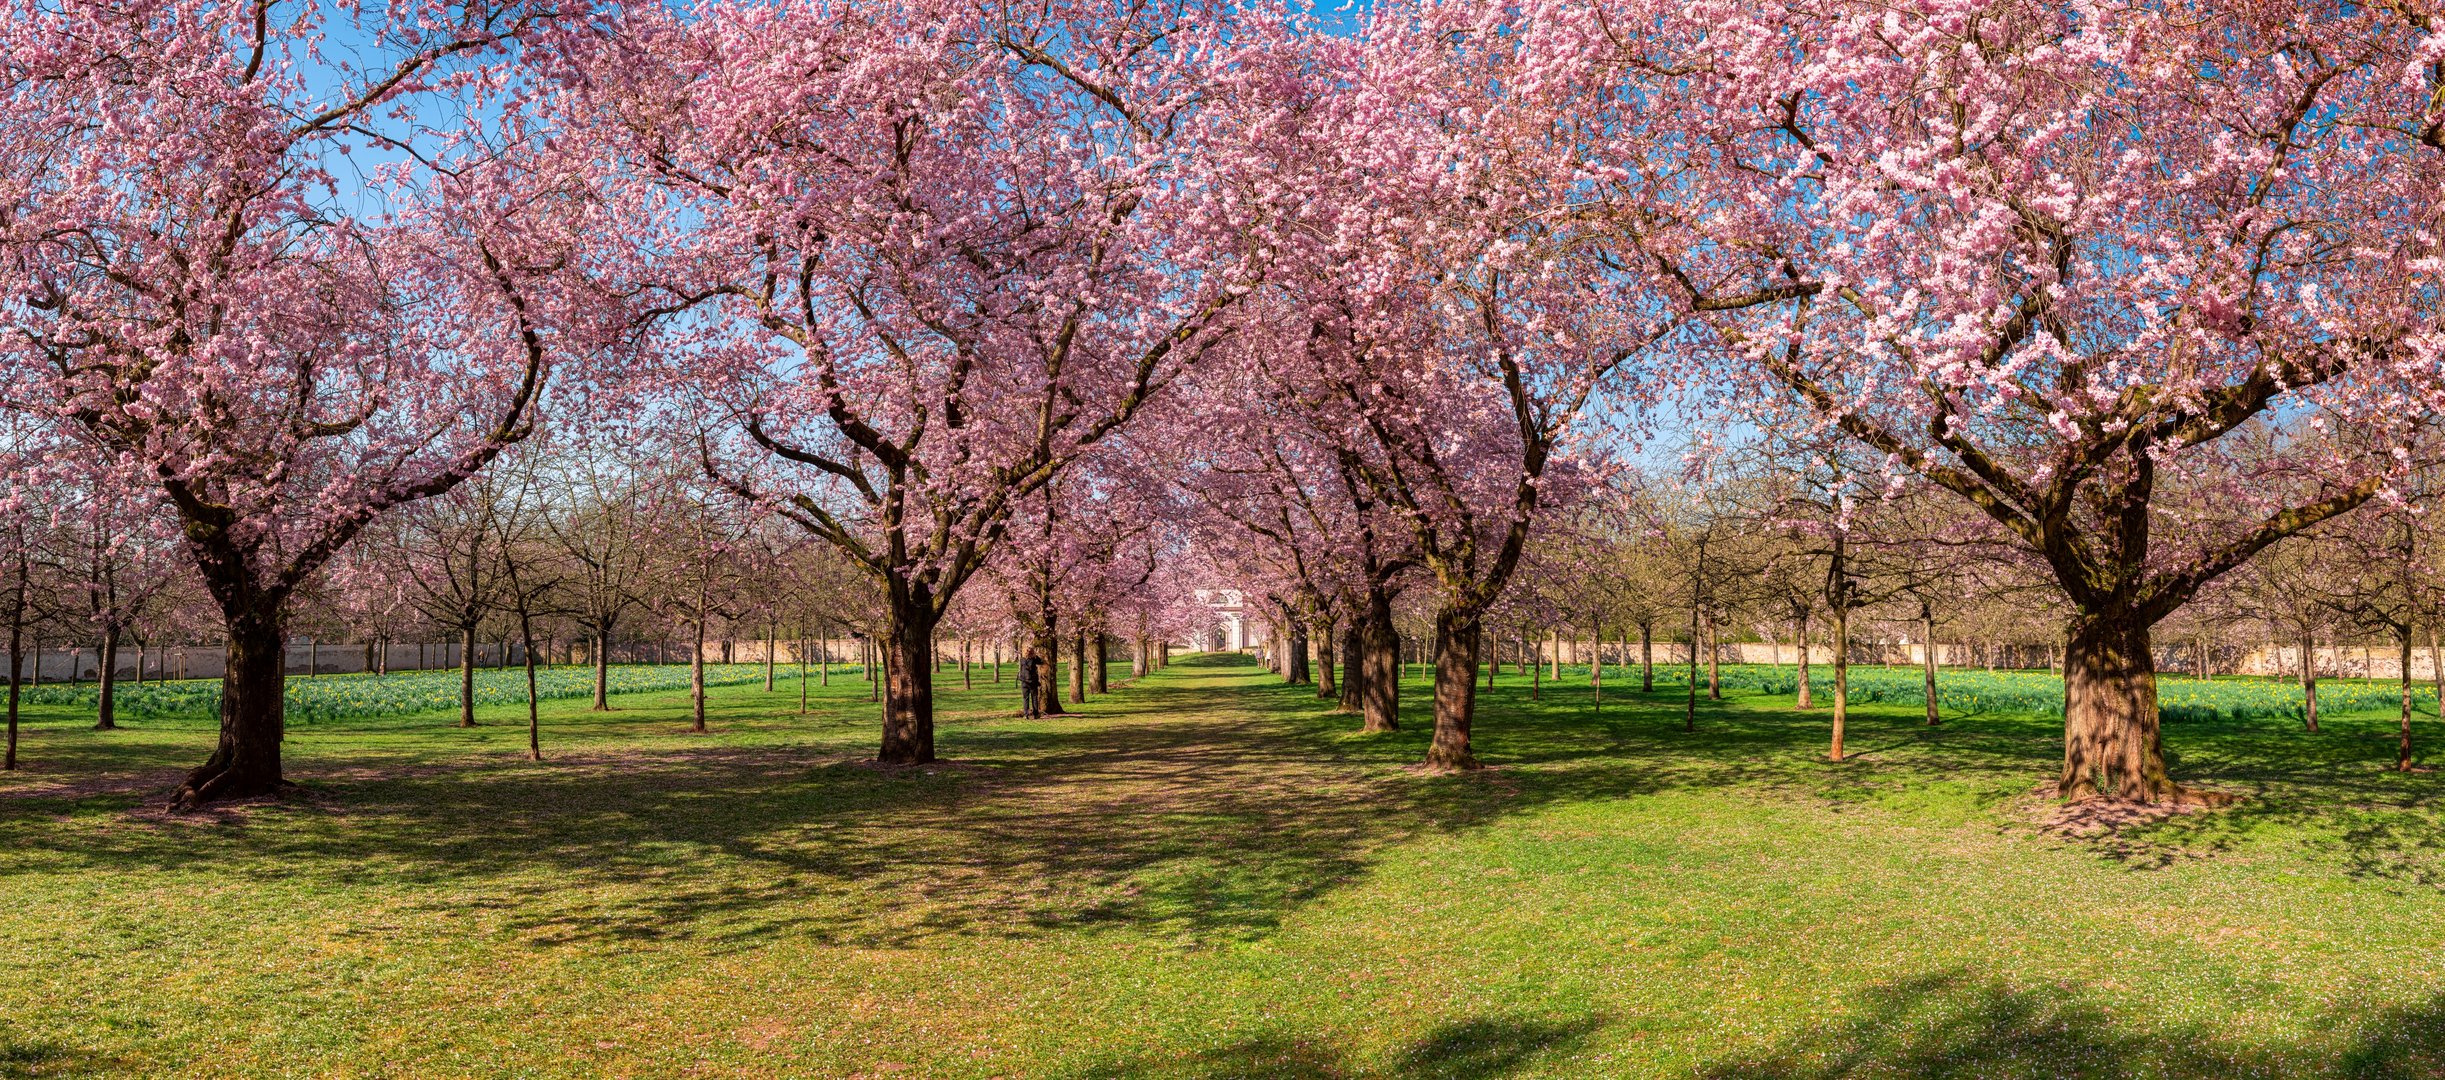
[2055,614,2233,806]
[168,752,287,812]
[173,620,289,812]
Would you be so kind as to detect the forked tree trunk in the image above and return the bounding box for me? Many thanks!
[169,612,286,809]
[879,606,937,764]
[94,626,119,731]
[1360,589,1400,733]
[2058,614,2186,803]
[1424,606,1482,771]
[458,623,479,728]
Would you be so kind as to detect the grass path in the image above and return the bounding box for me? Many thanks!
[2,653,2442,1077]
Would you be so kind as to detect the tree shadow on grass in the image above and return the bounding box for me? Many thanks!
[0,1032,112,1079]
[1697,972,2445,1079]
[2340,992,2445,1079]
[1073,1013,1605,1080]
[1486,677,2444,888]
[0,655,1681,952]
[6,655,2441,955]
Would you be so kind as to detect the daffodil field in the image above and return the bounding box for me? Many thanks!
[1645,663,2427,724]
[15,663,841,725]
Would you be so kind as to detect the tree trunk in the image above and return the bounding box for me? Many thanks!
[1640,623,1654,693]
[2398,629,2416,773]
[1830,600,1849,761]
[1069,630,1087,704]
[1530,633,1541,701]
[592,631,612,711]
[1339,622,1364,713]
[1921,600,1940,727]
[1424,606,1482,772]
[879,603,938,764]
[1684,607,1699,732]
[1316,623,1337,699]
[1705,613,1721,700]
[2058,614,2186,803]
[765,621,776,692]
[1361,589,1400,733]
[4,561,24,771]
[1091,633,1108,695]
[94,625,119,731]
[1285,623,1310,685]
[2300,629,2320,733]
[690,617,708,732]
[1589,625,1601,714]
[169,612,286,809]
[522,609,542,762]
[458,623,479,728]
[1794,614,1813,709]
[2430,621,2442,728]
[1035,621,1066,717]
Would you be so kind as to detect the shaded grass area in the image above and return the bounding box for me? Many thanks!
[1,654,2441,1077]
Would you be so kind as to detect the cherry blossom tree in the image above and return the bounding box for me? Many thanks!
[561,0,1287,763]
[1248,0,1670,770]
[1614,0,2445,802]
[0,0,601,806]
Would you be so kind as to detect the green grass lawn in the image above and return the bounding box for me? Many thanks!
[2,654,2441,1078]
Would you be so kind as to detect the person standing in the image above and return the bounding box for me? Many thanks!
[1018,648,1042,719]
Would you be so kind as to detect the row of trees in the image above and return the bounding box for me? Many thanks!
[1,0,2439,806]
